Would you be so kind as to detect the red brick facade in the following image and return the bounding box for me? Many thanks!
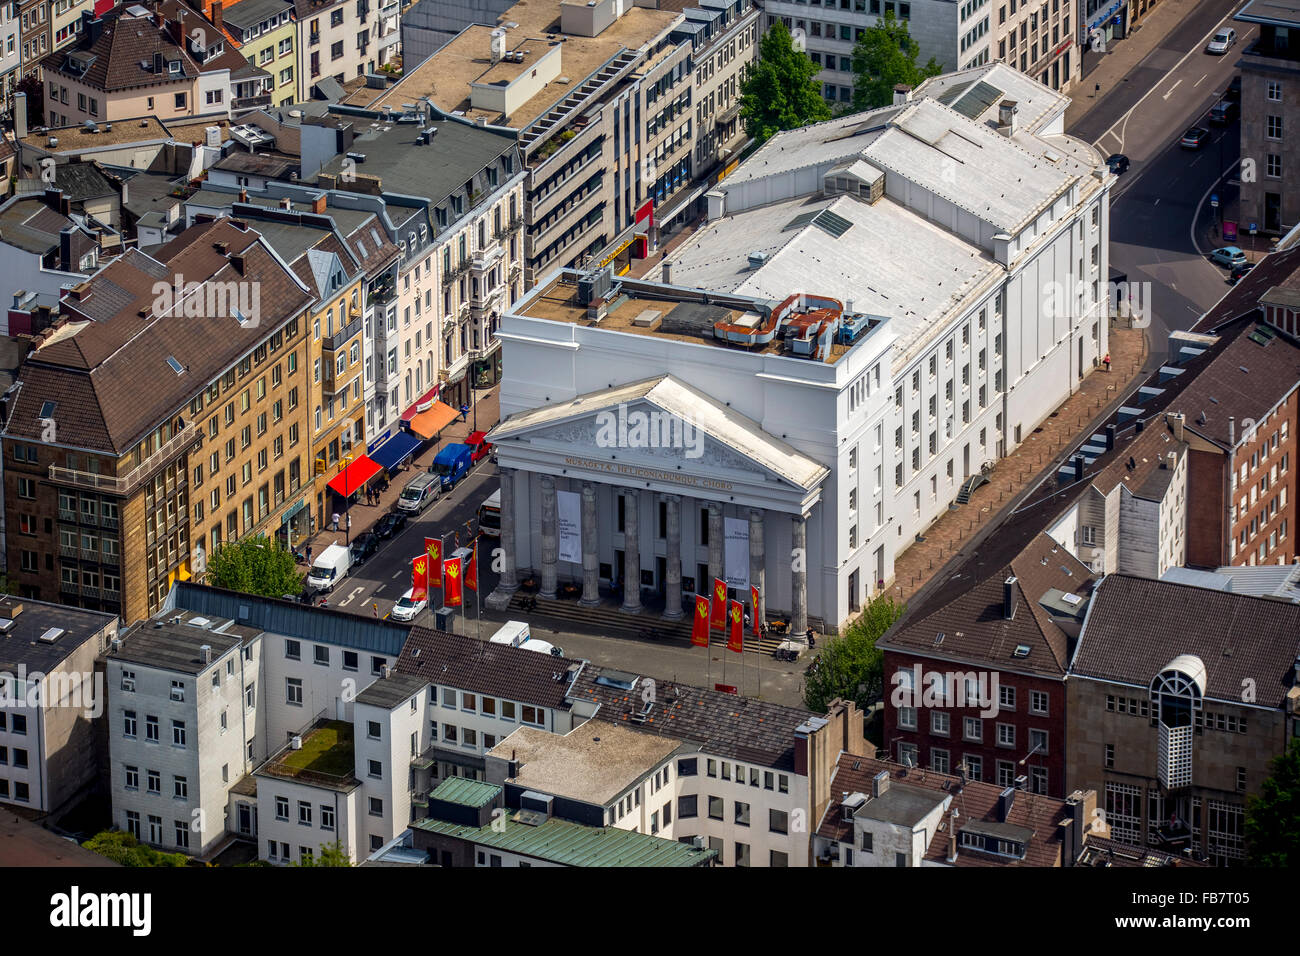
[1226,388,1296,566]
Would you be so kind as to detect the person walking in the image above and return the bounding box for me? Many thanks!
[305,545,313,565]
[459,402,469,422]
[331,512,340,531]
[346,513,352,531]
[1103,352,1112,373]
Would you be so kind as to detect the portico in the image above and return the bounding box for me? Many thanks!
[485,376,828,631]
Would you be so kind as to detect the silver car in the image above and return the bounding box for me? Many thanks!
[1206,28,1236,54]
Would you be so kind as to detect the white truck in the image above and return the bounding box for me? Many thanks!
[306,543,352,593]
[488,620,563,657]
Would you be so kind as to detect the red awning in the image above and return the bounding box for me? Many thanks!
[326,455,381,496]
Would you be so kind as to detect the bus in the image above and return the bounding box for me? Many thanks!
[477,488,501,538]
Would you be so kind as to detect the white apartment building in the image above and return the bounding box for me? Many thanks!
[486,63,1111,632]
[0,2,19,121]
[294,0,399,100]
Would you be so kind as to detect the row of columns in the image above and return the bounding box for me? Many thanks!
[492,469,808,634]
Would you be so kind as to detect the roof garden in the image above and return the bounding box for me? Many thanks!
[257,719,359,791]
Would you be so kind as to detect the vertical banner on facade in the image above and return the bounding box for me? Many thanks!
[556,490,582,564]
[426,537,442,581]
[751,585,762,638]
[723,516,750,591]
[412,555,428,602]
[727,600,744,653]
[710,578,727,630]
[692,595,711,647]
[465,543,478,593]
[443,557,463,607]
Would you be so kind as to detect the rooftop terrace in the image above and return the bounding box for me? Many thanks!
[257,719,359,791]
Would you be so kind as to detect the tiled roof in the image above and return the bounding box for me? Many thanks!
[566,667,816,772]
[1077,835,1207,867]
[1069,573,1300,707]
[816,756,1068,867]
[396,626,582,712]
[881,526,1094,678]
[47,9,199,91]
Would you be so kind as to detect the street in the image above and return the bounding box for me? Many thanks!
[1075,0,1253,363]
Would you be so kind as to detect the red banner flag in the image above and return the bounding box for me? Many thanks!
[412,554,428,602]
[751,585,762,638]
[465,543,478,592]
[443,556,463,607]
[426,537,442,581]
[728,600,744,653]
[691,595,711,647]
[710,577,727,630]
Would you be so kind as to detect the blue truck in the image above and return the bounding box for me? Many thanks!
[430,443,474,491]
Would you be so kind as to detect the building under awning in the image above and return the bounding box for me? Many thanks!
[368,429,422,471]
[326,455,381,496]
[408,401,459,440]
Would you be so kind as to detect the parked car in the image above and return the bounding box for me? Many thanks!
[465,430,494,464]
[390,588,428,622]
[1209,246,1248,269]
[374,510,409,539]
[1226,74,1242,101]
[396,472,439,513]
[1180,127,1210,149]
[1229,261,1255,283]
[1106,153,1130,175]
[349,532,380,565]
[1206,28,1236,54]
[1208,99,1238,124]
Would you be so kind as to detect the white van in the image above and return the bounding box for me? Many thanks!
[307,543,351,592]
[478,489,502,538]
[488,620,563,657]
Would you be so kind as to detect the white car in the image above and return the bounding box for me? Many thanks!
[1206,28,1235,54]
[390,589,427,622]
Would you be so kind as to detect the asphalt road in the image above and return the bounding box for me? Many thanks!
[1076,0,1254,364]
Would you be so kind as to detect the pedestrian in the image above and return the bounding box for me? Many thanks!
[306,545,313,565]
[459,402,469,422]
[347,513,352,531]
[1094,82,1100,98]
[1103,352,1112,372]
[331,512,340,531]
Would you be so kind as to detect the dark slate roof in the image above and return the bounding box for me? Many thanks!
[0,196,79,254]
[220,0,294,33]
[50,163,118,203]
[109,620,243,674]
[397,626,582,711]
[355,672,429,709]
[1069,573,1300,707]
[0,596,116,673]
[816,756,1069,868]
[1077,835,1208,867]
[566,667,816,772]
[169,582,412,657]
[881,523,1095,679]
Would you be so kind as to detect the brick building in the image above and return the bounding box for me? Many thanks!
[1065,573,1300,865]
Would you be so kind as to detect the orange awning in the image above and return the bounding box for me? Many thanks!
[408,401,459,440]
[326,455,381,496]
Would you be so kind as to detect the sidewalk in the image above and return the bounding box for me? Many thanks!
[1065,0,1206,130]
[888,322,1148,605]
[300,383,501,563]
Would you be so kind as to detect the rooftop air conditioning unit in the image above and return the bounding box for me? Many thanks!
[290,735,303,750]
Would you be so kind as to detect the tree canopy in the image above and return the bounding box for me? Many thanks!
[292,840,352,867]
[803,595,903,713]
[739,22,832,146]
[1245,737,1300,867]
[82,830,190,867]
[205,535,302,598]
[850,11,942,112]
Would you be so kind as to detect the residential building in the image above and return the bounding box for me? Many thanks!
[1,2,19,120]
[1236,0,1300,236]
[50,0,89,52]
[813,755,1098,866]
[203,0,298,110]
[485,64,1111,632]
[1065,573,1300,865]
[992,0,1077,92]
[18,0,51,76]
[0,188,100,330]
[104,582,410,859]
[342,0,759,285]
[410,775,717,866]
[0,218,316,621]
[294,0,399,100]
[398,0,512,69]
[0,595,118,816]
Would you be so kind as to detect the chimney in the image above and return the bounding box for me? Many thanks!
[1168,412,1185,443]
[892,84,912,106]
[1105,423,1115,450]
[280,197,292,211]
[946,807,960,863]
[14,92,26,141]
[1135,418,1144,434]
[238,188,248,203]
[230,252,245,274]
[661,259,673,285]
[212,1,223,34]
[998,785,1015,822]
[1003,576,1017,620]
[1229,416,1236,445]
[312,193,328,214]
[997,100,1019,136]
[871,769,890,798]
[1073,454,1084,483]
[200,644,212,665]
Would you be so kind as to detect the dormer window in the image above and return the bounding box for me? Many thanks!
[168,60,182,74]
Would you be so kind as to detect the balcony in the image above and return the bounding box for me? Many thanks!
[310,31,321,45]
[233,92,273,113]
[322,313,364,352]
[48,423,197,496]
[471,242,503,274]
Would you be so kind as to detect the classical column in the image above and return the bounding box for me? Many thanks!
[579,481,600,607]
[791,512,808,636]
[707,502,723,590]
[749,508,765,625]
[497,467,518,592]
[662,494,683,620]
[621,488,641,613]
[539,474,558,599]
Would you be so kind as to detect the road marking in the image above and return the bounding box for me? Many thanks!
[1091,5,1254,149]
[338,586,363,607]
[1153,198,1160,207]
[391,570,403,579]
[1194,73,1208,87]
[1161,79,1183,101]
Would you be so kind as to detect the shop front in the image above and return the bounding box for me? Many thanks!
[1085,0,1128,49]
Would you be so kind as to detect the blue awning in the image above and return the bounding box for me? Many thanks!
[368,429,422,471]
[1087,0,1125,30]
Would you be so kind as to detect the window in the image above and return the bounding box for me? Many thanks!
[172,720,187,747]
[679,795,698,818]
[285,639,301,660]
[708,795,724,820]
[734,801,750,826]
[930,710,950,735]
[997,723,1015,747]
[174,776,188,799]
[963,717,982,741]
[769,809,788,833]
[1268,115,1283,139]
[1030,690,1049,715]
[286,678,303,706]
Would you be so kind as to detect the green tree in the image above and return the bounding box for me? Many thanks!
[82,830,190,867]
[739,22,832,146]
[293,840,352,867]
[850,11,941,112]
[803,595,903,713]
[205,535,302,598]
[1245,737,1300,867]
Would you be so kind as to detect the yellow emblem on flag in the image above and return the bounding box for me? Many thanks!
[447,564,459,578]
